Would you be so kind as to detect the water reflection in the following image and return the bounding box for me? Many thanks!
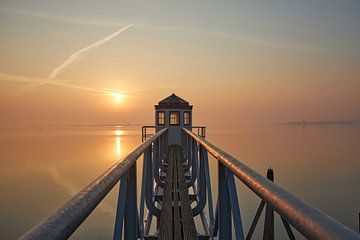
[116,137,121,157]
[114,130,124,136]
[0,125,358,239]
[114,130,124,159]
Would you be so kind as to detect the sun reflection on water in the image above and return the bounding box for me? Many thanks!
[116,137,121,157]
[114,130,124,159]
[114,130,124,136]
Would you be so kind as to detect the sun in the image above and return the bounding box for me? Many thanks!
[112,93,123,103]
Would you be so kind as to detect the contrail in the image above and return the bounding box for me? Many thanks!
[1,72,211,98]
[0,72,121,96]
[48,24,133,79]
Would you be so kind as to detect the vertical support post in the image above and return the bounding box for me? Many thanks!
[192,145,206,216]
[263,168,274,240]
[246,200,266,240]
[281,217,296,240]
[124,162,138,239]
[153,139,164,188]
[218,162,232,239]
[145,147,161,217]
[194,141,199,188]
[188,135,192,165]
[139,148,149,236]
[186,138,198,188]
[228,171,245,240]
[142,126,144,142]
[113,176,128,240]
[203,147,214,227]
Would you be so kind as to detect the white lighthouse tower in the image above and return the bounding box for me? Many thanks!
[155,93,193,145]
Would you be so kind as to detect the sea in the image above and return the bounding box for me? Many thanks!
[0,123,359,239]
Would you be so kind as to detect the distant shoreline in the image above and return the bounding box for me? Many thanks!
[280,120,360,125]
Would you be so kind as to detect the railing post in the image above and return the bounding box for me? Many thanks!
[139,149,149,235]
[186,138,198,188]
[228,171,245,240]
[113,176,128,240]
[218,162,232,239]
[145,147,161,217]
[263,168,274,240]
[124,162,138,239]
[192,145,206,216]
[153,139,165,188]
[203,147,214,228]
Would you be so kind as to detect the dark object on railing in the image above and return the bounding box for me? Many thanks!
[183,128,360,240]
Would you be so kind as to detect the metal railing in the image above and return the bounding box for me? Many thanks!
[20,128,168,240]
[191,126,206,138]
[142,125,206,142]
[19,126,359,240]
[141,125,156,142]
[182,127,360,240]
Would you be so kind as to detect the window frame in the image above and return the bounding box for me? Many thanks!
[157,111,165,126]
[184,111,191,125]
[169,111,180,126]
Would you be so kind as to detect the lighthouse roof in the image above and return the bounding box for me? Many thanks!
[155,93,193,110]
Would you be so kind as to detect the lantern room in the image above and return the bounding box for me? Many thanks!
[155,93,193,144]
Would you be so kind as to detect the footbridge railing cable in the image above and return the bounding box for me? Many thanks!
[182,128,359,240]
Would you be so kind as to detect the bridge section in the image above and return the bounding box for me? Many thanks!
[159,145,197,240]
[19,91,360,240]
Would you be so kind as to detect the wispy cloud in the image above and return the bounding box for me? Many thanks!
[13,23,134,94]
[0,72,121,96]
[0,72,211,98]
[0,7,121,27]
[48,24,133,80]
[138,23,360,57]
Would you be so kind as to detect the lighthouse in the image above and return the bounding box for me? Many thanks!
[155,93,193,144]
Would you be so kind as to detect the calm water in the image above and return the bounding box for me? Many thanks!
[0,124,359,239]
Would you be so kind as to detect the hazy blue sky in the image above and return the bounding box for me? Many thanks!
[1,0,359,127]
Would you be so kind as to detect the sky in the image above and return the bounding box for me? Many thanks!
[0,0,359,128]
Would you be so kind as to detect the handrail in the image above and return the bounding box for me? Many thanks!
[182,128,359,240]
[20,128,168,240]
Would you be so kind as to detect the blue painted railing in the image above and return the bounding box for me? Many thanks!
[182,128,359,240]
[19,126,359,240]
[19,128,168,240]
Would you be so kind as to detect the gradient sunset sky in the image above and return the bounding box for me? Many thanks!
[1,0,359,127]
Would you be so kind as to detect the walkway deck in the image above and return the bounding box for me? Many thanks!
[159,145,197,240]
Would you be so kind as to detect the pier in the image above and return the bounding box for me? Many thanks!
[19,94,360,240]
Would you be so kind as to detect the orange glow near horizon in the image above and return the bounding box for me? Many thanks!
[1,1,360,126]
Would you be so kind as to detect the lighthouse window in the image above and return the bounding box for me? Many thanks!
[184,112,190,125]
[170,111,180,125]
[157,111,165,125]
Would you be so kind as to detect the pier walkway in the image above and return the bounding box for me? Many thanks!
[19,94,359,240]
[159,145,197,240]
